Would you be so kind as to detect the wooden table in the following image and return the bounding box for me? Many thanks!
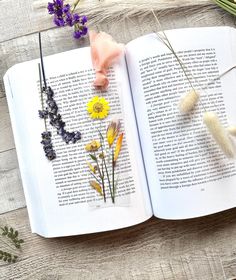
[1,1,236,279]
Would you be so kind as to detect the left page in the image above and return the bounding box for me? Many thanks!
[4,46,152,237]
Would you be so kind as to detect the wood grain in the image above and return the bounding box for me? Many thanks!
[1,208,236,279]
[0,97,15,152]
[0,149,25,214]
[0,0,217,43]
[1,2,236,279]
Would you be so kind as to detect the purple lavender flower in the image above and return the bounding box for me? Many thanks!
[45,87,54,98]
[42,131,52,139]
[73,30,81,39]
[46,149,56,160]
[81,15,87,25]
[41,130,56,160]
[53,16,65,27]
[73,13,80,23]
[62,3,70,13]
[47,2,55,14]
[38,109,48,119]
[47,0,88,39]
[65,12,73,27]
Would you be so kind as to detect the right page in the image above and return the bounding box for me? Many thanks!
[126,26,236,219]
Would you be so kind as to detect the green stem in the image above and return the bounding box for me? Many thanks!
[72,0,81,12]
[94,152,106,202]
[99,130,107,203]
[103,157,114,203]
[156,32,207,111]
[89,171,102,185]
[99,130,114,203]
[112,148,115,204]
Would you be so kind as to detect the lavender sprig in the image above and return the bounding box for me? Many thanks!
[38,33,81,161]
[38,63,56,161]
[42,86,82,144]
[47,0,88,39]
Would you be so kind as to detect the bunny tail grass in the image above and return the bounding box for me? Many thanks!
[203,112,235,158]
[179,89,199,113]
[227,125,236,136]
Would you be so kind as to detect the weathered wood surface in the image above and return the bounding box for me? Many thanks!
[1,1,236,279]
[1,207,236,279]
[0,0,216,43]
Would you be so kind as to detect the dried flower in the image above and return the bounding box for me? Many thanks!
[89,181,103,196]
[41,131,56,160]
[47,0,88,39]
[87,96,110,119]
[227,125,236,136]
[87,162,97,174]
[114,133,123,162]
[89,30,124,90]
[85,140,101,152]
[38,109,48,119]
[99,152,105,159]
[179,89,199,113]
[40,85,81,145]
[106,119,121,147]
[203,112,235,158]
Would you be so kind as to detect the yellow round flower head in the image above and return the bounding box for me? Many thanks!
[87,96,110,119]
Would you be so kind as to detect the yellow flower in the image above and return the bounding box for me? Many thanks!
[89,181,103,196]
[87,96,110,119]
[85,140,101,152]
[114,133,123,162]
[87,162,97,174]
[107,119,121,147]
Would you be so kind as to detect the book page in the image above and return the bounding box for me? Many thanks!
[126,26,236,219]
[4,47,152,237]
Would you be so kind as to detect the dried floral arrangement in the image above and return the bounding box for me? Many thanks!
[84,31,124,203]
[85,120,123,203]
[0,226,24,263]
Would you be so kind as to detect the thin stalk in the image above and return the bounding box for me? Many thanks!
[112,148,115,204]
[38,63,47,132]
[152,14,236,111]
[38,33,47,88]
[93,152,106,202]
[103,157,114,203]
[98,129,106,202]
[89,171,102,185]
[98,133,107,202]
[202,65,236,90]
[72,0,81,12]
[152,11,207,110]
[99,131,114,202]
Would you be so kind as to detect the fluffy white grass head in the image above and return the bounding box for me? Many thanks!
[203,112,235,158]
[179,89,199,113]
[227,125,236,136]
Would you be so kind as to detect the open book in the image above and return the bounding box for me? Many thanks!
[4,26,236,237]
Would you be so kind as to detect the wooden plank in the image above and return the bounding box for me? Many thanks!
[0,0,217,43]
[0,97,15,152]
[1,208,236,279]
[0,149,25,214]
